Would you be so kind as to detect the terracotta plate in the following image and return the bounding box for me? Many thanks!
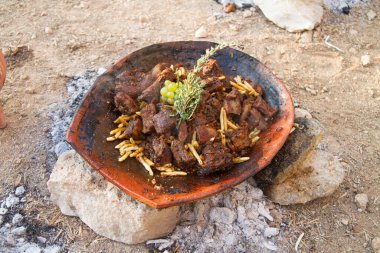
[67,41,294,208]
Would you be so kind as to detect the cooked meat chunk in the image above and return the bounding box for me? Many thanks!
[224,88,242,115]
[115,70,146,98]
[195,125,218,145]
[246,108,267,131]
[178,121,189,143]
[240,97,254,122]
[252,96,277,118]
[115,63,168,99]
[199,142,233,175]
[114,93,138,115]
[138,68,176,103]
[140,103,157,133]
[227,123,251,152]
[153,109,176,134]
[123,118,142,139]
[171,139,196,170]
[152,135,172,166]
[202,59,224,77]
[205,79,224,93]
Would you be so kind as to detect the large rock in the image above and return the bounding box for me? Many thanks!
[257,117,345,205]
[255,0,324,32]
[47,150,180,244]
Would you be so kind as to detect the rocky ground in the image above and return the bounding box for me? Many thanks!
[0,0,379,252]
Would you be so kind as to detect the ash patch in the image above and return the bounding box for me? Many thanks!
[149,179,283,252]
[324,0,370,13]
[0,187,63,252]
[48,69,105,161]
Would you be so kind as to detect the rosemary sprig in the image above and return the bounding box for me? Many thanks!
[173,43,229,122]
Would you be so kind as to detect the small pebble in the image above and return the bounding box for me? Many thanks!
[44,27,53,34]
[361,55,371,67]
[340,218,349,226]
[355,193,369,210]
[37,236,47,244]
[224,3,236,13]
[243,10,253,18]
[367,10,377,21]
[0,215,3,225]
[15,185,26,196]
[12,213,23,224]
[295,108,312,119]
[195,26,208,38]
[11,226,27,236]
[372,237,380,252]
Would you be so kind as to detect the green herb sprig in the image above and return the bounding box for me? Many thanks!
[173,43,229,122]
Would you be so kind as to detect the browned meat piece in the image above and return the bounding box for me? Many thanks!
[115,63,168,99]
[138,68,176,103]
[227,123,251,152]
[123,118,142,139]
[198,142,233,175]
[240,97,254,122]
[140,103,157,133]
[178,121,189,143]
[153,109,177,134]
[202,59,224,77]
[152,135,172,166]
[245,108,266,131]
[115,70,146,98]
[195,125,218,145]
[252,96,277,118]
[114,93,138,115]
[171,139,196,170]
[224,88,242,115]
[204,79,224,93]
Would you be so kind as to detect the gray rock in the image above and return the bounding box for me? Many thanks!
[257,118,345,205]
[299,31,313,43]
[12,213,23,225]
[264,227,279,238]
[255,0,323,32]
[47,150,180,244]
[0,215,3,225]
[15,186,25,196]
[5,194,20,208]
[11,226,27,236]
[372,237,380,253]
[295,108,312,119]
[354,193,368,210]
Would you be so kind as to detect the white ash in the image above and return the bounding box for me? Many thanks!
[48,70,102,157]
[152,179,283,252]
[0,187,63,252]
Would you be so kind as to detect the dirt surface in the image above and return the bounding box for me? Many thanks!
[0,0,379,252]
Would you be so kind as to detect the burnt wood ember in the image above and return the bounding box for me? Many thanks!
[140,103,157,133]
